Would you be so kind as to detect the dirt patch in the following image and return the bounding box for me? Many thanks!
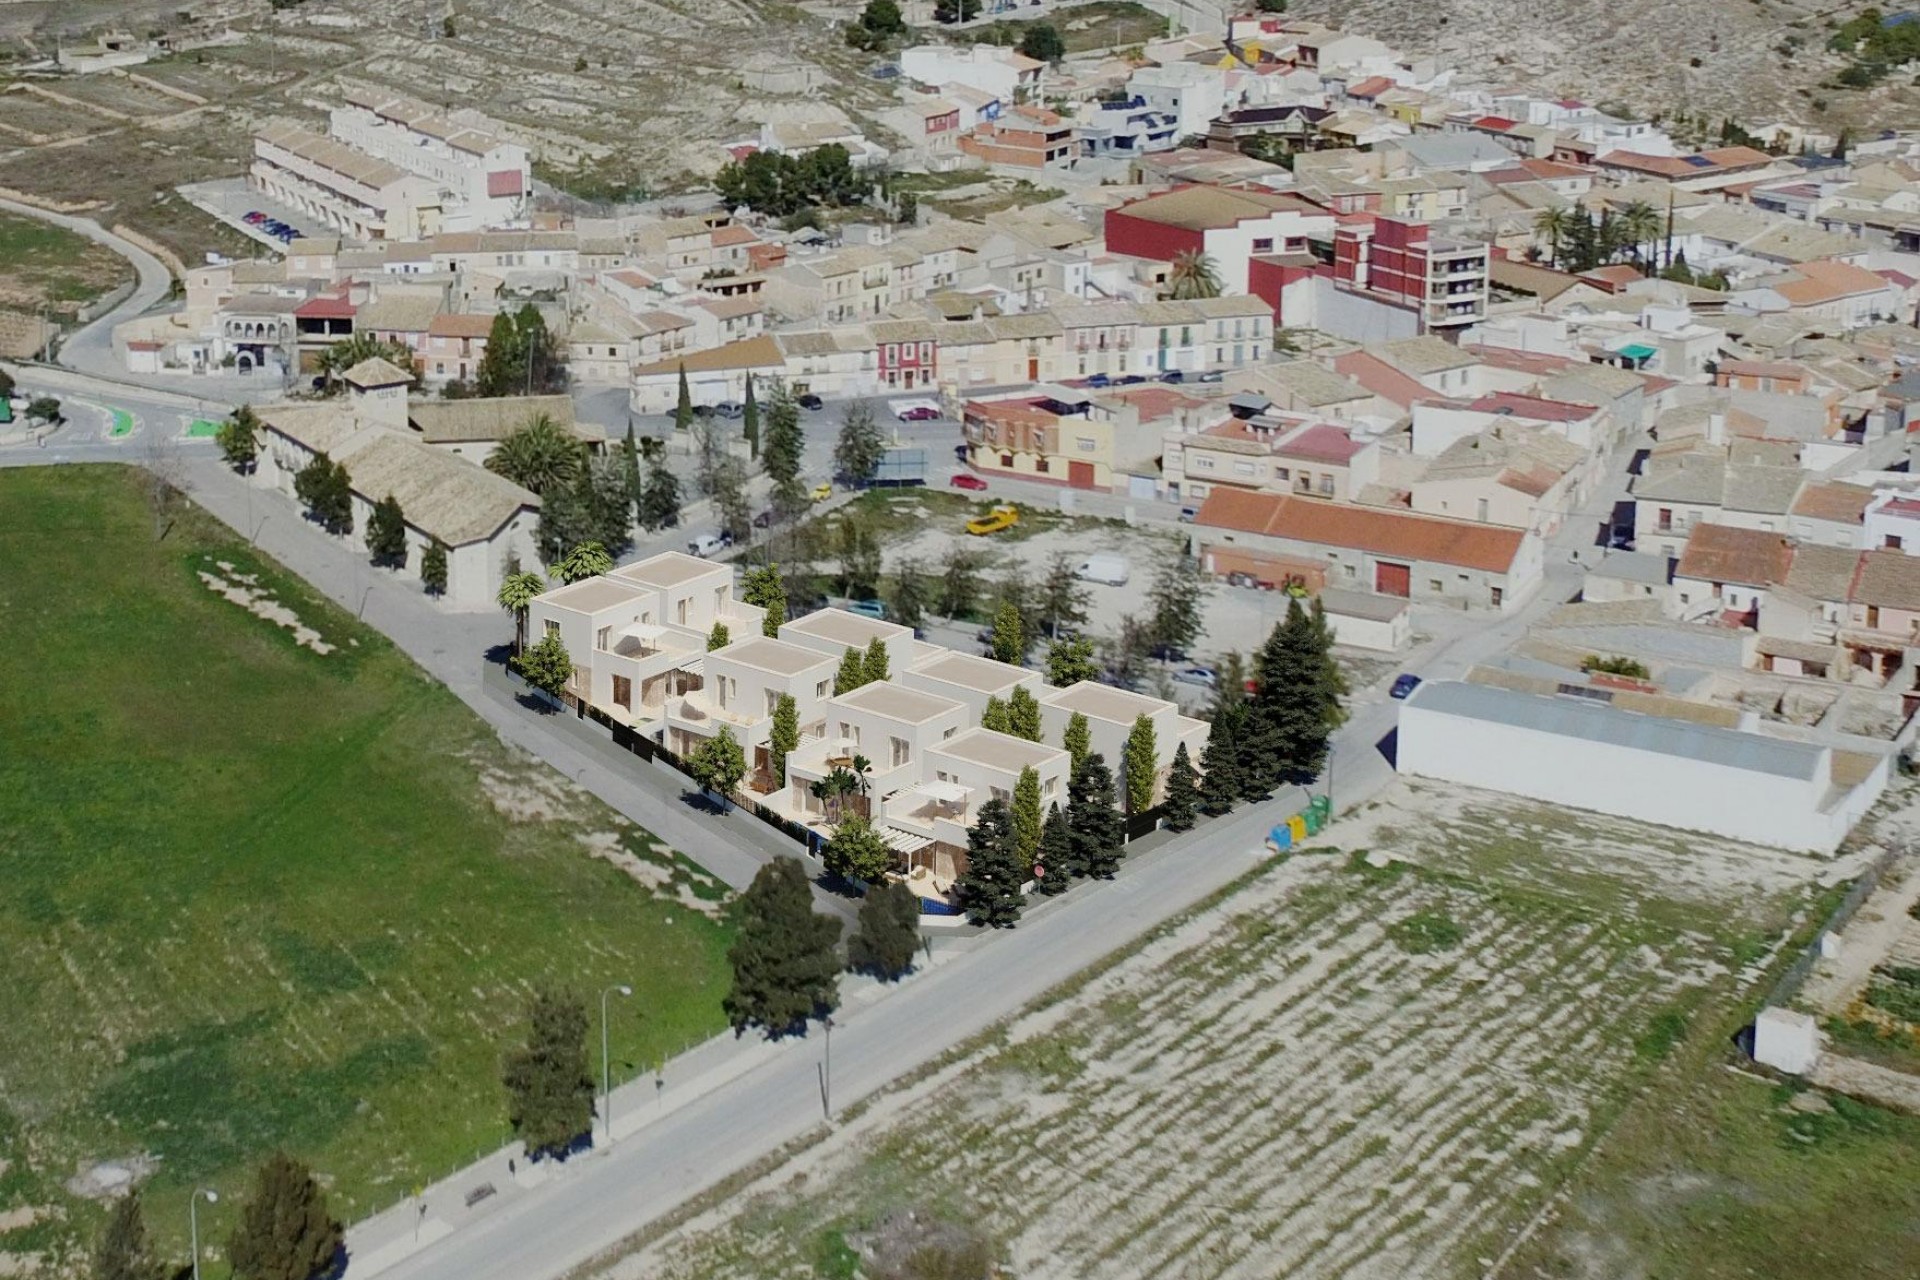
[197,559,335,654]
[574,830,729,920]
[0,1207,54,1234]
[63,1155,155,1201]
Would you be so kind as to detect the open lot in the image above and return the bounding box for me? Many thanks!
[0,467,735,1273]
[611,780,1851,1279]
[0,207,131,316]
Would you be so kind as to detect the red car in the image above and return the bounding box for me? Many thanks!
[949,473,988,492]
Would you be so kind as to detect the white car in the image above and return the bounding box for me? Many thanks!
[686,531,733,558]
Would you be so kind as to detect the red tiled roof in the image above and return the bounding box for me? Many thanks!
[1276,422,1364,464]
[1674,524,1792,588]
[1195,489,1527,574]
[428,313,495,338]
[1472,116,1518,132]
[1331,350,1428,408]
[1467,392,1595,423]
[294,295,355,320]
[712,224,758,248]
[1346,75,1395,99]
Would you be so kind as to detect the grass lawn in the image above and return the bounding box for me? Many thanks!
[0,467,734,1270]
[0,210,132,314]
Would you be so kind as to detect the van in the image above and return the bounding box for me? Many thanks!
[686,531,732,558]
[1074,553,1130,586]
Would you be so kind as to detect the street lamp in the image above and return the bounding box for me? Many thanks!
[189,1189,219,1280]
[600,983,633,1145]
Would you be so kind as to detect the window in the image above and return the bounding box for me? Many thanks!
[597,626,611,649]
[1234,461,1256,476]
[990,786,1010,806]
[1252,237,1273,253]
[1274,466,1290,481]
[1477,498,1490,522]
[545,620,560,636]
[765,689,780,716]
[1429,579,1443,592]
[891,737,910,768]
[816,680,829,699]
[943,726,957,739]
[1888,534,1904,550]
[1077,437,1096,452]
[1318,475,1335,495]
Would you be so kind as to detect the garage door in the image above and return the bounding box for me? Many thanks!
[1374,561,1411,597]
[1068,460,1096,489]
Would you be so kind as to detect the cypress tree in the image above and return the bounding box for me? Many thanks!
[954,797,1025,927]
[847,879,921,980]
[862,635,891,683]
[989,599,1023,664]
[769,693,799,785]
[1068,753,1125,880]
[1035,801,1072,894]
[1199,703,1243,815]
[226,1152,343,1280]
[1063,709,1092,771]
[365,492,407,567]
[1122,713,1158,814]
[1011,765,1042,866]
[1007,684,1043,741]
[833,645,867,694]
[1163,741,1199,831]
[743,562,787,635]
[620,426,643,510]
[724,857,843,1037]
[674,365,693,433]
[500,988,594,1158]
[94,1193,164,1280]
[980,694,1012,733]
[742,375,760,459]
[420,540,448,596]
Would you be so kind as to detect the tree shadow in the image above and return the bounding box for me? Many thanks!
[513,691,559,715]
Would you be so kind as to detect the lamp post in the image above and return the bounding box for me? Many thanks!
[820,1015,835,1121]
[600,983,633,1145]
[189,1189,219,1280]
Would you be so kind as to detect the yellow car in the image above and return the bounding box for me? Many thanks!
[811,482,833,503]
[965,505,1020,536]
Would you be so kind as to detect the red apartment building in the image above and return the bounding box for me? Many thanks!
[1247,213,1487,337]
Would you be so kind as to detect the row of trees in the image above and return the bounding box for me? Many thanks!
[94,1157,341,1280]
[1528,202,1730,285]
[714,144,865,219]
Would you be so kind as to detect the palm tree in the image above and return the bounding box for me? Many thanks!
[1164,250,1223,300]
[485,413,583,496]
[1533,207,1575,269]
[497,571,547,653]
[552,540,613,585]
[1614,200,1663,269]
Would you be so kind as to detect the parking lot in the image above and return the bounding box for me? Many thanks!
[177,178,338,254]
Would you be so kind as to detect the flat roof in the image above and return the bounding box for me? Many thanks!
[1044,680,1168,724]
[611,551,724,591]
[713,636,836,678]
[908,649,1032,694]
[834,680,964,724]
[783,608,909,648]
[538,576,649,614]
[1405,680,1823,781]
[934,726,1068,771]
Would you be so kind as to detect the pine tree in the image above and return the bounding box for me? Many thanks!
[420,540,448,596]
[847,879,921,980]
[1122,713,1158,814]
[1200,700,1246,813]
[1250,599,1344,789]
[1007,684,1043,742]
[365,492,408,567]
[822,811,892,884]
[834,400,887,487]
[674,365,693,434]
[888,556,929,631]
[515,631,574,700]
[833,645,867,694]
[989,599,1024,665]
[980,694,1012,734]
[94,1193,164,1280]
[500,989,594,1158]
[861,635,891,684]
[638,458,682,532]
[226,1152,343,1280]
[1045,636,1100,687]
[724,857,842,1036]
[769,693,799,786]
[954,797,1025,927]
[1063,710,1092,771]
[1035,802,1073,894]
[1163,741,1199,831]
[620,426,643,512]
[217,403,261,472]
[743,563,787,635]
[1011,764,1042,866]
[708,620,731,651]
[742,375,760,459]
[762,381,808,518]
[1068,753,1125,880]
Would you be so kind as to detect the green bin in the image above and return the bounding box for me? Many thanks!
[1302,806,1324,836]
[1307,795,1332,829]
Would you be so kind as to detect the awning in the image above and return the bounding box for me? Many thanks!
[1616,343,1658,362]
[910,779,970,803]
[618,621,666,642]
[878,826,935,854]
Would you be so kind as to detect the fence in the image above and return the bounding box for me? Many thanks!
[1762,843,1902,1010]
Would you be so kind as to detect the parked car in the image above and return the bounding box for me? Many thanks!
[1115,374,1148,385]
[898,405,941,421]
[713,401,745,419]
[753,510,774,529]
[1073,553,1129,585]
[1159,368,1186,384]
[950,473,989,492]
[811,482,833,502]
[1172,665,1218,688]
[965,505,1020,536]
[1084,373,1111,389]
[243,211,266,225]
[952,443,969,462]
[846,599,888,620]
[1389,673,1423,700]
[1195,370,1225,383]
[797,393,824,411]
[1177,505,1199,523]
[686,531,734,557]
[1150,644,1186,664]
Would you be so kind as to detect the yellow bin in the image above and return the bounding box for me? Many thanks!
[1287,814,1308,843]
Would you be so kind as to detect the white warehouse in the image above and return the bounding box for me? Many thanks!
[1394,681,1892,854]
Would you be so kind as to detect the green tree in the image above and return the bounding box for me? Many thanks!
[838,515,882,600]
[847,878,920,979]
[475,304,563,397]
[834,645,868,695]
[1062,710,1092,771]
[1007,684,1043,742]
[217,403,261,471]
[1011,765,1042,866]
[1035,802,1072,894]
[724,857,842,1036]
[486,414,584,496]
[990,599,1024,665]
[365,492,407,567]
[1039,552,1090,638]
[937,545,984,619]
[293,451,352,534]
[1248,598,1344,790]
[638,457,682,531]
[743,563,788,635]
[515,631,574,700]
[862,635,891,684]
[1165,250,1223,300]
[689,725,748,801]
[499,989,594,1159]
[421,540,449,596]
[619,426,643,512]
[888,555,929,631]
[860,0,907,35]
[834,400,887,487]
[497,570,546,651]
[24,394,61,424]
[1614,200,1662,268]
[954,797,1024,927]
[226,1152,342,1280]
[552,540,613,584]
[708,620,731,651]
[1068,753,1125,880]
[94,1193,165,1280]
[314,332,414,391]
[674,366,694,434]
[1046,636,1100,687]
[769,692,800,784]
[1122,713,1158,814]
[1163,741,1199,831]
[1256,0,1286,10]
[1018,22,1066,63]
[762,381,809,518]
[583,454,635,555]
[981,694,1012,734]
[823,810,893,884]
[742,375,760,460]
[1533,206,1575,269]
[1147,554,1207,656]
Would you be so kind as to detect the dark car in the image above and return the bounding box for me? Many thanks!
[1159,368,1186,384]
[900,406,941,421]
[1085,373,1111,388]
[797,393,824,411]
[1389,673,1423,700]
[753,509,774,529]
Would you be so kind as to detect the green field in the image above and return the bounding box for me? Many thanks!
[0,209,132,314]
[0,467,734,1269]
